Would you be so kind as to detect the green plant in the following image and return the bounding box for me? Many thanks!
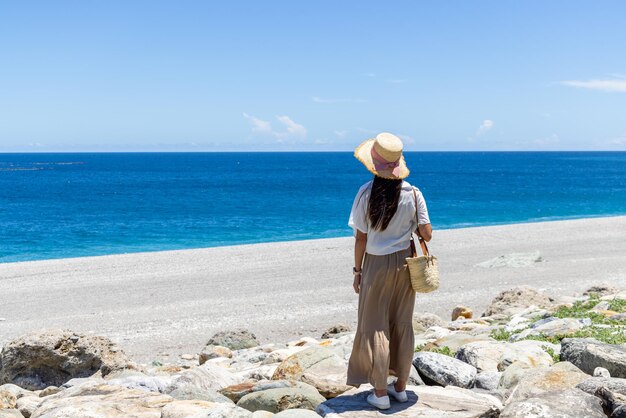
[414,344,455,357]
[490,327,513,341]
[542,346,560,363]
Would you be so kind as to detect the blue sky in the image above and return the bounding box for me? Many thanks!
[1,1,625,152]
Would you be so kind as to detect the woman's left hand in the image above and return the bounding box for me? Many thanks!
[353,274,361,294]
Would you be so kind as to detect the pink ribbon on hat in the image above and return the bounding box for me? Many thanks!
[371,146,401,177]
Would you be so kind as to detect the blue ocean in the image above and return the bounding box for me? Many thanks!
[1,152,625,263]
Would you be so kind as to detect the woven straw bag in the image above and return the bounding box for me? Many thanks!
[406,188,439,293]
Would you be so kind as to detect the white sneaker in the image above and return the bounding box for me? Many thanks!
[366,392,391,409]
[386,383,408,402]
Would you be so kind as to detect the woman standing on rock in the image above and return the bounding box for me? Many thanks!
[347,132,432,410]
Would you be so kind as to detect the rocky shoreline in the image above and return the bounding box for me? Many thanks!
[3,284,626,417]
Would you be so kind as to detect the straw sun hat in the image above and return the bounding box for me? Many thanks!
[354,132,410,179]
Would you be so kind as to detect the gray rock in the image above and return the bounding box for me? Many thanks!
[207,330,259,350]
[595,366,611,377]
[160,399,252,418]
[511,318,589,340]
[412,352,477,388]
[0,384,31,400]
[274,410,321,417]
[506,361,588,403]
[221,380,317,404]
[497,340,554,371]
[561,338,626,377]
[271,347,350,399]
[500,388,605,418]
[577,377,626,396]
[456,340,508,372]
[16,395,42,418]
[166,362,244,394]
[0,410,24,418]
[199,345,233,365]
[169,385,234,403]
[320,325,351,340]
[474,371,502,391]
[105,371,172,393]
[237,383,325,413]
[412,312,446,332]
[316,384,501,417]
[482,286,555,317]
[0,329,132,390]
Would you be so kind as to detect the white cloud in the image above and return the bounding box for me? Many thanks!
[312,96,367,103]
[334,130,348,139]
[560,78,626,92]
[476,120,494,137]
[243,113,306,142]
[242,113,273,135]
[275,115,306,139]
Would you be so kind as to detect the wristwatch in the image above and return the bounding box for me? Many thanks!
[352,267,362,276]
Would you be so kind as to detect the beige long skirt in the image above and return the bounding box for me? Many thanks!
[346,246,416,390]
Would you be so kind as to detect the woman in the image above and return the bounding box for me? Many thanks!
[346,132,432,410]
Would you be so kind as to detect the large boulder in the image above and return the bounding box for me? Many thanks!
[160,399,252,418]
[207,330,259,350]
[412,312,446,333]
[577,377,626,396]
[166,362,244,394]
[500,388,604,418]
[236,383,325,413]
[0,329,132,390]
[104,370,172,393]
[412,352,477,388]
[272,347,350,398]
[561,338,626,377]
[455,341,508,372]
[316,384,501,417]
[511,318,590,340]
[30,382,172,417]
[506,361,589,403]
[221,380,316,404]
[482,286,555,317]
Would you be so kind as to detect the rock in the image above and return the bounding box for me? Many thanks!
[474,371,502,391]
[207,330,259,350]
[274,410,321,417]
[199,345,234,365]
[30,382,171,417]
[584,283,620,297]
[0,410,24,418]
[105,370,172,393]
[412,312,446,333]
[320,325,351,340]
[561,338,626,377]
[511,318,589,340]
[271,347,350,398]
[476,251,543,269]
[221,380,316,404]
[0,329,132,390]
[577,377,626,396]
[506,361,588,403]
[595,366,611,378]
[451,305,473,321]
[236,383,325,413]
[497,340,554,371]
[169,385,234,403]
[166,362,244,394]
[316,384,501,417]
[251,412,274,418]
[37,386,61,397]
[422,333,490,353]
[498,362,533,393]
[60,376,105,389]
[500,387,604,418]
[482,286,555,317]
[407,365,425,386]
[0,384,31,400]
[1,389,17,408]
[455,340,508,372]
[594,386,626,418]
[160,399,252,418]
[16,395,42,417]
[412,352,477,388]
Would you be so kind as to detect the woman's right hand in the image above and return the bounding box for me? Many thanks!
[353,274,361,294]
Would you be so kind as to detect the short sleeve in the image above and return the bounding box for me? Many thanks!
[348,188,369,234]
[414,188,431,225]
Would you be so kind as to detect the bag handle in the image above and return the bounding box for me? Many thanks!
[411,187,430,257]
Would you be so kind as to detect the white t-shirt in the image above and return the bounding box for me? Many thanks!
[348,180,430,256]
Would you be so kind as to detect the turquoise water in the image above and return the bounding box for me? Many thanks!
[1,152,625,263]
